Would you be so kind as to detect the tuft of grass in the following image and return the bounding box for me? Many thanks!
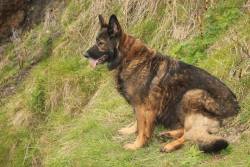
[29,77,47,115]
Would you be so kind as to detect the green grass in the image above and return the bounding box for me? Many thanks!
[42,80,250,167]
[172,0,245,64]
[131,18,158,43]
[0,0,249,166]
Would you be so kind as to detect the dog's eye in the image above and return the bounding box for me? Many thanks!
[98,41,105,46]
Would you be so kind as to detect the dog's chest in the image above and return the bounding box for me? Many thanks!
[116,69,145,103]
[116,73,131,103]
[116,71,133,94]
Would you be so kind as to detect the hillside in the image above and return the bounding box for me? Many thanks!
[0,0,249,166]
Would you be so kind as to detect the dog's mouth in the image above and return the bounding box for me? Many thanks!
[88,55,109,68]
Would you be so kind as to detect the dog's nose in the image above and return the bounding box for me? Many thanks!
[84,52,90,58]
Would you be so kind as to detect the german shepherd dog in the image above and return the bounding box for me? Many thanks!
[84,15,239,153]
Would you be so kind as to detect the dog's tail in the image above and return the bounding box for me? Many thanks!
[197,134,228,153]
[186,130,228,153]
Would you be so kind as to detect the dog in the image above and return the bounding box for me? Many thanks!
[84,14,240,153]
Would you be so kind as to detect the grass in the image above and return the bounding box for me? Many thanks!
[131,18,158,43]
[172,0,245,64]
[0,0,249,166]
[42,79,250,167]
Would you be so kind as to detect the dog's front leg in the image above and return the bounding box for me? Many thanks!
[124,105,156,150]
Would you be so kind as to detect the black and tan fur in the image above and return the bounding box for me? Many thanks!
[84,15,239,153]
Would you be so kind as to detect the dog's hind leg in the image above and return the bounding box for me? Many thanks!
[160,135,185,152]
[182,89,222,116]
[184,113,228,153]
[118,121,137,135]
[158,128,184,139]
[180,89,228,153]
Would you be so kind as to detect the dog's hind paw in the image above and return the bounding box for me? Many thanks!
[158,131,172,138]
[160,145,174,153]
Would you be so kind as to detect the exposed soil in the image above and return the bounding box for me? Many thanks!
[0,0,65,104]
[0,0,54,43]
[0,37,53,105]
[0,0,27,41]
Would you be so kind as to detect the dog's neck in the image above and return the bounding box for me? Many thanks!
[113,33,157,79]
[118,33,156,63]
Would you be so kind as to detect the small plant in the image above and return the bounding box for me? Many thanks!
[29,77,46,115]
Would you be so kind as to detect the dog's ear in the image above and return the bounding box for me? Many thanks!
[108,14,122,37]
[98,15,107,27]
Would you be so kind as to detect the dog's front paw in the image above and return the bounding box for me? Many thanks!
[123,143,140,150]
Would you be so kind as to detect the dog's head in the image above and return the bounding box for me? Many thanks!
[84,15,123,70]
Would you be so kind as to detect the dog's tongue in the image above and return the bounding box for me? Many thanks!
[89,58,98,68]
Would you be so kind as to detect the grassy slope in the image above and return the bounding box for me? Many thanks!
[0,0,249,166]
